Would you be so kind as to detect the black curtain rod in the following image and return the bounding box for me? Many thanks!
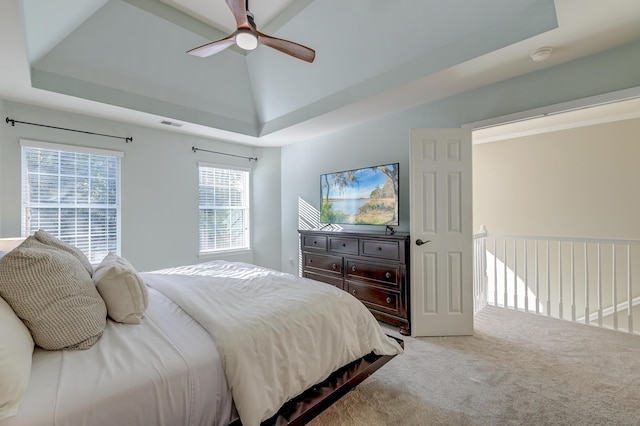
[192,146,257,161]
[5,117,133,143]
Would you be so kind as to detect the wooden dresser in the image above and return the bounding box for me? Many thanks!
[299,229,411,335]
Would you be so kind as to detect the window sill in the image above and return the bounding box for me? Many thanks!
[198,248,252,260]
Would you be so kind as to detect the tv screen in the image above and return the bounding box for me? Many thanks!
[320,163,399,226]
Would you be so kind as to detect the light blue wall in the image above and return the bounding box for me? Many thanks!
[0,101,281,272]
[251,146,282,269]
[3,39,640,274]
[280,39,640,272]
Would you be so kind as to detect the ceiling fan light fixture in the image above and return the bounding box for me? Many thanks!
[236,30,258,51]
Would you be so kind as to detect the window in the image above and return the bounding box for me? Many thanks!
[21,140,122,264]
[198,163,250,254]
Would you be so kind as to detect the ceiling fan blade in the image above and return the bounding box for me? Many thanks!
[226,0,250,29]
[257,32,316,63]
[187,33,236,58]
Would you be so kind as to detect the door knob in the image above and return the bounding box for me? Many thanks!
[415,239,430,246]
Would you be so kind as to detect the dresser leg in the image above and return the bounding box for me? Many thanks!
[399,325,410,336]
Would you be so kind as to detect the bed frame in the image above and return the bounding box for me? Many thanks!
[230,335,404,426]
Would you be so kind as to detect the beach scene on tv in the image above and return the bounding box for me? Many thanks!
[320,163,399,225]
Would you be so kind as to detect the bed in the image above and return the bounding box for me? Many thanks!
[0,233,403,426]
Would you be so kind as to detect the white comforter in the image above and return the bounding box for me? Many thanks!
[144,260,403,426]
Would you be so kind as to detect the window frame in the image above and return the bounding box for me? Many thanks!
[20,139,123,263]
[198,162,251,257]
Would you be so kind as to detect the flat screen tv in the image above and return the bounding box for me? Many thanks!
[320,163,399,226]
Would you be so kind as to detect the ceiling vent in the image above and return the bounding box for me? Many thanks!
[160,120,183,127]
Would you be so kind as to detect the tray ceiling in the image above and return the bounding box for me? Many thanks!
[2,0,640,146]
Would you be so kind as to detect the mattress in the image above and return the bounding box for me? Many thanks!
[1,287,233,426]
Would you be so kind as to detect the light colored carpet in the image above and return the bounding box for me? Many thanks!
[309,305,640,426]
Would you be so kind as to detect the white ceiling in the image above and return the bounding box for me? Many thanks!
[1,0,640,147]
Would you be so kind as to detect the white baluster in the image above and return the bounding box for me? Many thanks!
[535,240,540,314]
[493,238,498,306]
[571,242,576,322]
[513,239,518,310]
[597,243,602,327]
[584,242,589,325]
[524,240,529,312]
[503,239,508,308]
[612,245,618,331]
[627,245,633,333]
[546,240,551,317]
[558,241,563,319]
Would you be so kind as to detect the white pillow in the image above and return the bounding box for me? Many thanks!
[0,296,34,419]
[94,253,148,324]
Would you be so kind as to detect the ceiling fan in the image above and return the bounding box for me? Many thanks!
[187,0,316,63]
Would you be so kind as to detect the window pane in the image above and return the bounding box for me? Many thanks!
[198,165,249,253]
[22,144,121,264]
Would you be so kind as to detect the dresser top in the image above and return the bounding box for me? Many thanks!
[299,229,409,240]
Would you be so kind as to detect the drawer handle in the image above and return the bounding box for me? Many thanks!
[332,263,337,270]
[308,259,313,264]
[342,243,346,247]
[386,297,392,304]
[385,272,392,279]
[351,266,357,272]
[377,246,382,251]
[313,240,317,245]
[352,289,357,295]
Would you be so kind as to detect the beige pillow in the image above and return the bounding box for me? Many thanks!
[0,236,106,350]
[94,253,148,324]
[33,229,94,276]
[0,296,33,419]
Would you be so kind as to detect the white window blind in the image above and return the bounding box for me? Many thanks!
[21,140,122,264]
[198,164,250,253]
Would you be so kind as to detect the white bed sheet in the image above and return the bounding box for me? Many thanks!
[1,287,233,426]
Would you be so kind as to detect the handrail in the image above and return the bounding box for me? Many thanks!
[487,233,640,246]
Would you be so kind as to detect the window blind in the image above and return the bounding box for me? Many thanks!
[198,164,250,253]
[21,140,122,264]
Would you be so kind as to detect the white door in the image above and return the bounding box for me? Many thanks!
[410,128,473,336]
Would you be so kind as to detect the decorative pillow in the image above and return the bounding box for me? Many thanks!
[0,236,106,350]
[33,229,94,276]
[94,253,148,324]
[0,296,34,419]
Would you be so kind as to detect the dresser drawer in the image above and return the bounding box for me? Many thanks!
[361,239,400,261]
[303,271,344,290]
[347,281,402,317]
[345,260,399,288]
[329,237,359,255]
[303,253,342,275]
[302,234,328,251]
